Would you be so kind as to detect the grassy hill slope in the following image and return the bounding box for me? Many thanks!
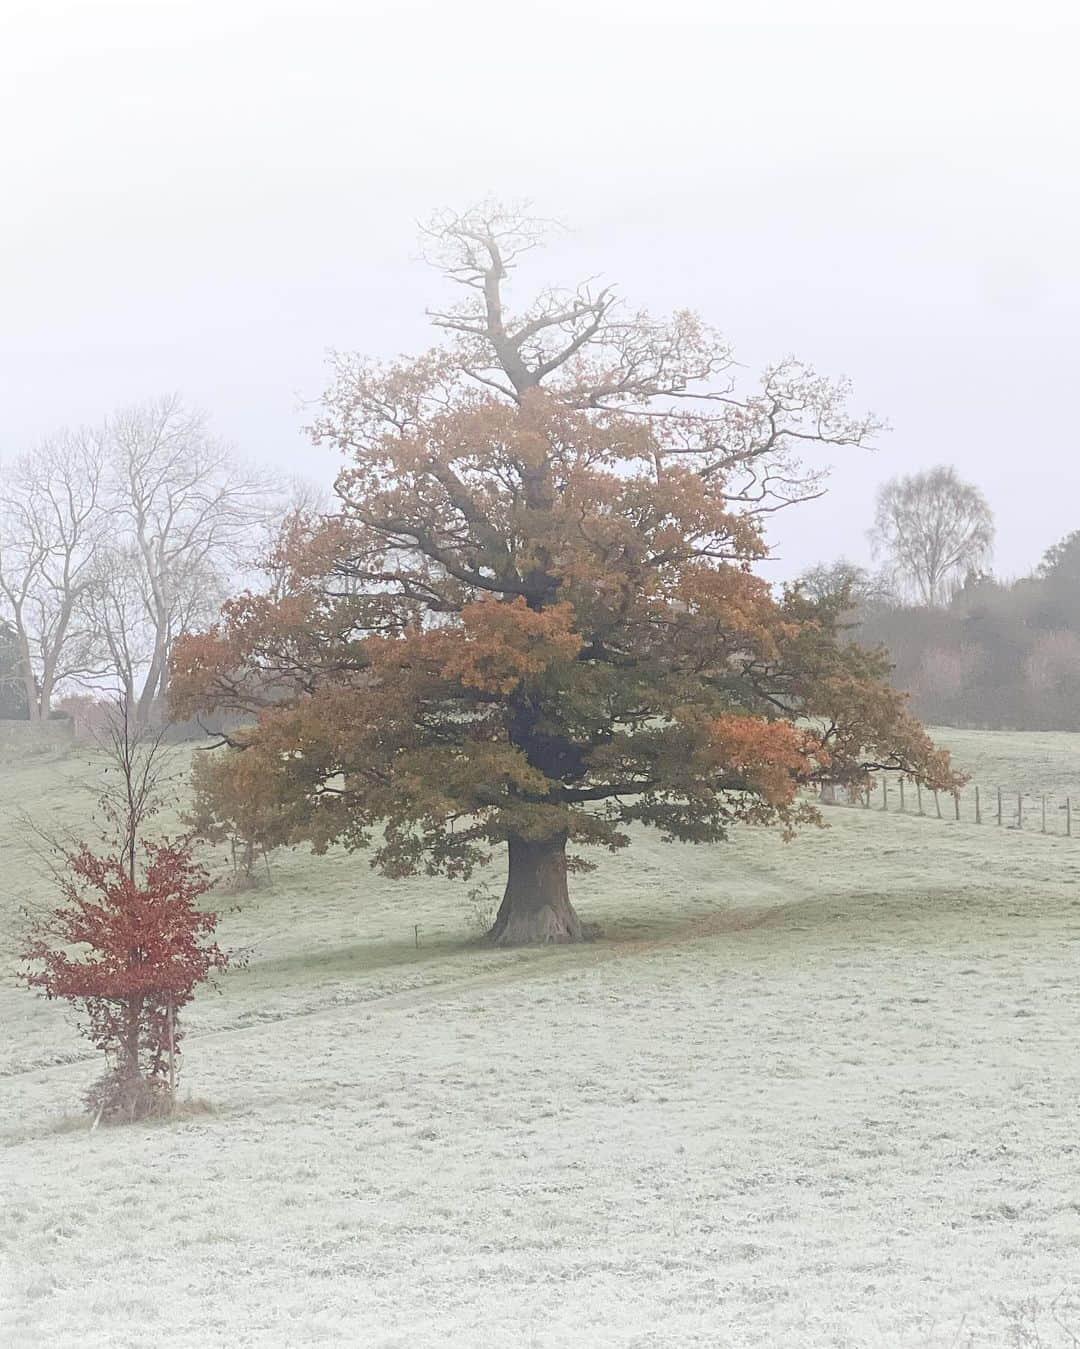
[2,731,1080,1346]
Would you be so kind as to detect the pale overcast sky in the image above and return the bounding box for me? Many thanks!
[4,1,1079,581]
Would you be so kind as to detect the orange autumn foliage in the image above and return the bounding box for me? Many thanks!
[435,599,582,694]
[172,205,961,942]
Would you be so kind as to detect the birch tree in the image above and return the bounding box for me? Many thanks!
[871,466,994,607]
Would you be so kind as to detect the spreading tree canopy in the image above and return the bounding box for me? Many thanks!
[173,205,958,944]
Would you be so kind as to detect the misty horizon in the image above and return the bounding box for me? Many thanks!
[4,4,1079,585]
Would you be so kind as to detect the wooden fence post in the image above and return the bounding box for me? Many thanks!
[863,783,1071,836]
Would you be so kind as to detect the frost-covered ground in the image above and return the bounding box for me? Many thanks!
[3,733,1080,1347]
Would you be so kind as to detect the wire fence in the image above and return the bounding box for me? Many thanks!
[817,779,1077,838]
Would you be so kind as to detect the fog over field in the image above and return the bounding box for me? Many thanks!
[4,5,1080,1347]
[4,3,1080,580]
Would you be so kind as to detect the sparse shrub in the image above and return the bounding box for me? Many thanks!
[464,882,498,939]
[23,840,228,1122]
[21,698,229,1122]
[184,747,293,890]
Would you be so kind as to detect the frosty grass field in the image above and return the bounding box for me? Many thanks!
[2,729,1080,1348]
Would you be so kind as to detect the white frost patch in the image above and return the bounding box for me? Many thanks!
[2,741,1080,1345]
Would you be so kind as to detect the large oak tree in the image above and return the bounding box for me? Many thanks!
[173,205,958,944]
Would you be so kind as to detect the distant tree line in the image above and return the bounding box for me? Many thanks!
[803,468,1080,730]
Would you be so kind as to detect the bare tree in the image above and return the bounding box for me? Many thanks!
[797,558,897,608]
[106,396,272,725]
[0,430,110,718]
[0,400,276,725]
[870,466,994,607]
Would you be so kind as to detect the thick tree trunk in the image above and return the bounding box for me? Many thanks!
[136,622,166,729]
[486,832,583,946]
